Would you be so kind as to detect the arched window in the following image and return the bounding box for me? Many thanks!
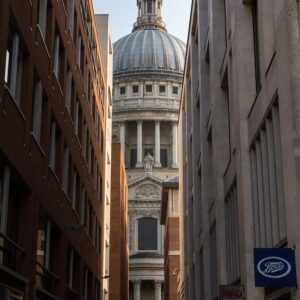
[138,217,157,250]
[147,0,152,14]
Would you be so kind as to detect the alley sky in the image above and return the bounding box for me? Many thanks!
[93,0,192,43]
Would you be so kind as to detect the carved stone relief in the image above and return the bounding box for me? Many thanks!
[135,184,160,199]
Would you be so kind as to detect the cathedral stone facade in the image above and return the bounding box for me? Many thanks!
[112,1,185,299]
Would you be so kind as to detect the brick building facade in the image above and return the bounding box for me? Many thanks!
[0,0,107,299]
[161,177,180,300]
[109,143,129,300]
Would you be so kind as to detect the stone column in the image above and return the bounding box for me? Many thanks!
[136,121,143,168]
[133,280,141,300]
[154,120,161,168]
[154,280,162,300]
[171,122,178,168]
[120,122,125,156]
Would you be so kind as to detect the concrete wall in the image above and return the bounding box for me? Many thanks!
[180,0,300,299]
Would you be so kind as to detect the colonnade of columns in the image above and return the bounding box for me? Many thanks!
[132,280,163,300]
[119,120,178,168]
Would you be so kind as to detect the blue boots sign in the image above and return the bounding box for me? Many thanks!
[254,248,297,287]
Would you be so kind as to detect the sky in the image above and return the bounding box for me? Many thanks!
[93,0,192,43]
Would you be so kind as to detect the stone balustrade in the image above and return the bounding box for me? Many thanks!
[113,98,180,112]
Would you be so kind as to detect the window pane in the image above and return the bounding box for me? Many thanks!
[160,149,168,167]
[4,50,10,83]
[147,0,152,14]
[159,85,166,93]
[120,87,126,95]
[146,85,152,93]
[130,149,137,168]
[138,217,157,250]
[132,85,139,93]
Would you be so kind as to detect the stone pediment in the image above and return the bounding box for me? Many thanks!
[128,176,163,201]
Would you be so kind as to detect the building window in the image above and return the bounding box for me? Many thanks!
[94,280,100,300]
[37,0,49,38]
[72,170,80,213]
[68,0,75,37]
[147,0,152,14]
[172,86,178,94]
[145,84,152,93]
[36,218,52,270]
[160,149,168,167]
[132,85,139,93]
[199,249,205,300]
[96,223,101,253]
[88,205,93,238]
[32,79,43,142]
[62,146,69,193]
[65,67,72,112]
[83,267,92,300]
[74,100,83,143]
[36,216,61,289]
[138,217,158,250]
[53,32,65,87]
[210,224,218,300]
[82,122,87,158]
[84,62,89,96]
[250,103,286,247]
[76,36,82,66]
[252,0,261,93]
[225,184,241,283]
[130,149,137,168]
[66,248,74,288]
[66,247,79,291]
[0,167,10,235]
[80,189,86,225]
[49,120,62,176]
[159,85,166,93]
[85,200,90,232]
[5,29,24,106]
[120,86,126,95]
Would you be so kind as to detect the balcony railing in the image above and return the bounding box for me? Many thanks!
[0,233,26,272]
[65,285,79,300]
[35,262,59,294]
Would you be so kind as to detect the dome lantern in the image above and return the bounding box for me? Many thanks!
[133,0,167,32]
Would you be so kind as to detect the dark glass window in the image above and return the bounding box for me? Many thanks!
[172,86,178,94]
[159,85,166,93]
[145,85,152,93]
[147,0,152,14]
[160,149,168,167]
[132,85,139,93]
[120,86,126,95]
[138,217,157,250]
[252,0,261,93]
[130,149,137,168]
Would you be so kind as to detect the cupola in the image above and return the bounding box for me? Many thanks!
[133,0,167,32]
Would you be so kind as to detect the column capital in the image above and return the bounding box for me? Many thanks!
[155,120,161,125]
[154,280,164,285]
[137,120,143,125]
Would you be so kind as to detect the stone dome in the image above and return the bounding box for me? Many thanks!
[113,29,186,78]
